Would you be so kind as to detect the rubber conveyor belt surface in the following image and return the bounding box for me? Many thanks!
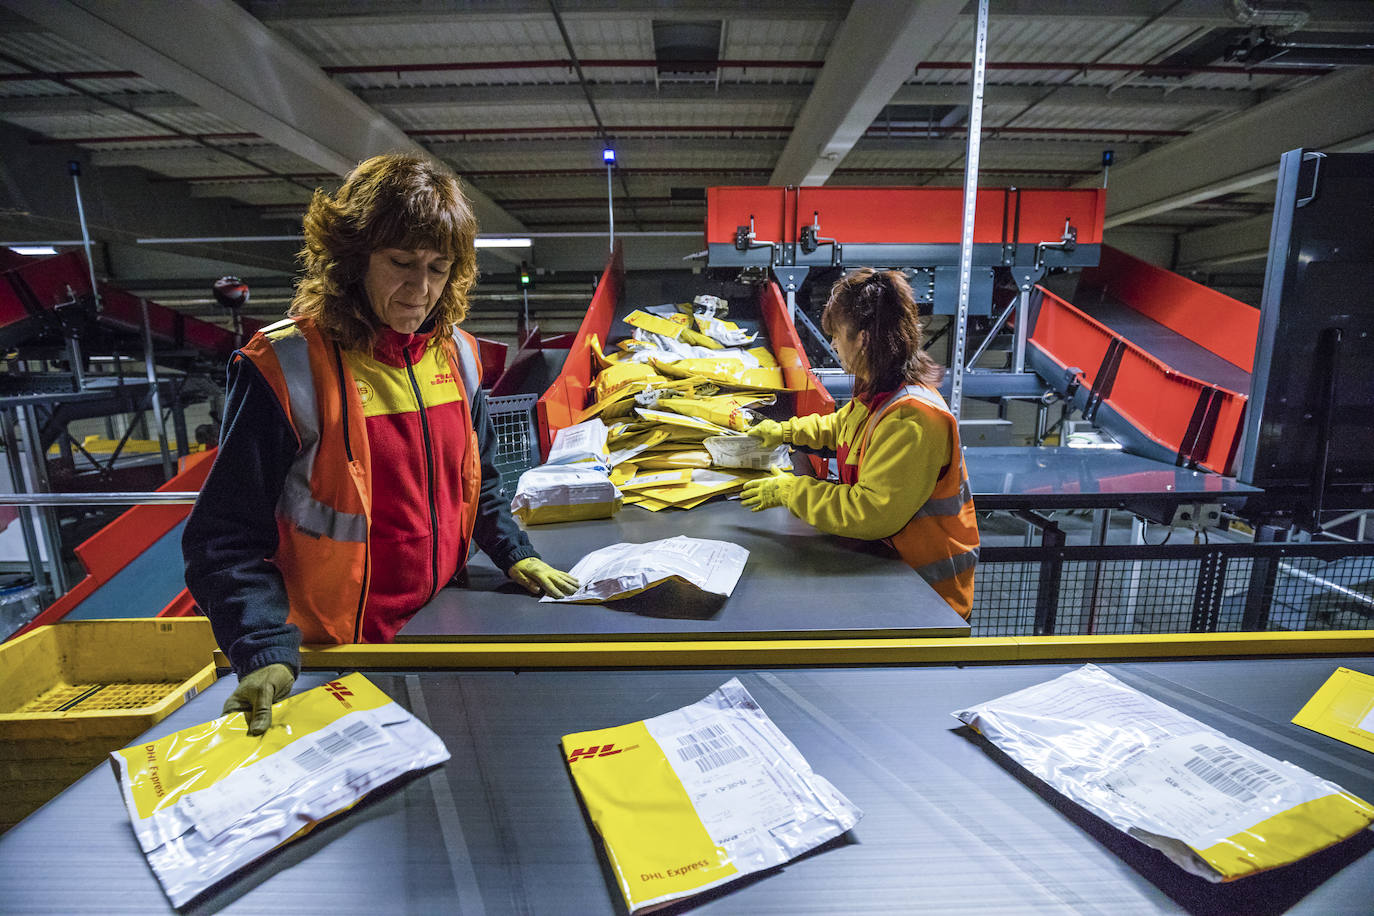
[3,658,1372,913]
[1075,294,1251,395]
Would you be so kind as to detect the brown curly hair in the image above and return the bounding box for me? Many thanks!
[289,153,479,351]
[822,268,943,398]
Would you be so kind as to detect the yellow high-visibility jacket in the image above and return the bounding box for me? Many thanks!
[782,384,978,617]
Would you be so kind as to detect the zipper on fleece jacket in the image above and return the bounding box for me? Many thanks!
[403,347,442,603]
[334,343,370,642]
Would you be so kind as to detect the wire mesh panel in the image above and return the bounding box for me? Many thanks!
[971,543,1374,636]
[486,393,540,499]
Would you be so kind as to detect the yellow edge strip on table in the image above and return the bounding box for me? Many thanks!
[222,630,1374,671]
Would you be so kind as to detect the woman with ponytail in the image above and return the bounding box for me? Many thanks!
[740,268,979,617]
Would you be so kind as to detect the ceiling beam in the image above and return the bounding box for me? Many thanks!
[241,0,1373,28]
[957,0,1374,28]
[769,0,965,186]
[1176,212,1274,269]
[246,0,848,24]
[358,83,811,110]
[0,0,528,236]
[892,83,1260,112]
[356,81,1263,114]
[0,91,189,115]
[0,81,1259,120]
[1077,67,1374,228]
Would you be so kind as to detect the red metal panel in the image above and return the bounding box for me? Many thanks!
[0,274,30,326]
[476,336,508,387]
[1031,288,1247,475]
[760,281,834,478]
[759,281,834,420]
[536,245,622,457]
[3,251,247,361]
[707,187,793,246]
[1027,288,1117,395]
[16,450,216,634]
[707,186,1105,246]
[1079,246,1259,372]
[9,251,91,305]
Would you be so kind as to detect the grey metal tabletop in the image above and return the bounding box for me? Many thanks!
[401,498,969,640]
[965,447,1261,510]
[3,657,1372,914]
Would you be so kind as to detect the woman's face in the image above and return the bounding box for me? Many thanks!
[830,318,864,376]
[363,247,452,334]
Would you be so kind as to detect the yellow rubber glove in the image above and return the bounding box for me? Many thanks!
[222,663,295,736]
[740,470,797,512]
[510,557,580,598]
[747,419,788,449]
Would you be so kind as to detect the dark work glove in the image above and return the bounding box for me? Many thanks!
[222,663,295,736]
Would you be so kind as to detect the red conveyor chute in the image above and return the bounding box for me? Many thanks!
[706,186,1106,247]
[0,250,263,361]
[14,450,216,636]
[1028,247,1257,475]
[536,244,835,461]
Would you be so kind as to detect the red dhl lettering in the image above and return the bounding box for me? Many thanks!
[566,742,630,764]
[325,680,354,708]
[431,370,456,386]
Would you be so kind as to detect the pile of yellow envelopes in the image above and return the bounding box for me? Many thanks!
[579,301,794,511]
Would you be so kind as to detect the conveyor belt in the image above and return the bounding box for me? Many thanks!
[3,657,1371,913]
[1078,294,1251,394]
[404,499,967,640]
[965,447,1259,511]
[60,522,187,621]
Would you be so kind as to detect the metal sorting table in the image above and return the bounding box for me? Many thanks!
[403,498,970,640]
[965,446,1261,512]
[3,657,1372,914]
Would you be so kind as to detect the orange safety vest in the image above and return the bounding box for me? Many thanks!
[238,317,483,643]
[852,384,979,618]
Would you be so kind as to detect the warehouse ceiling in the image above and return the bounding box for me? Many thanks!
[0,0,1372,319]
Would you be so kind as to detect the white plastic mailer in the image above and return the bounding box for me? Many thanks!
[542,535,746,604]
[110,673,449,906]
[953,664,1374,881]
[563,678,862,912]
[510,464,622,525]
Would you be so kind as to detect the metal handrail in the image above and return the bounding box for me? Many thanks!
[0,492,199,506]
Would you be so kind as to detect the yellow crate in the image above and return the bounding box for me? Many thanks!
[0,618,219,831]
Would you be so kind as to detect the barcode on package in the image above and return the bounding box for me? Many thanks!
[674,723,750,773]
[1184,743,1286,803]
[293,720,382,773]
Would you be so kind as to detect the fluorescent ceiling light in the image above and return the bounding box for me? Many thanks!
[474,237,532,248]
[10,245,58,256]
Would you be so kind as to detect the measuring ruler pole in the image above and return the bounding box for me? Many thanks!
[950,0,989,419]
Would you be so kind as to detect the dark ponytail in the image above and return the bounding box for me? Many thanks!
[821,268,942,398]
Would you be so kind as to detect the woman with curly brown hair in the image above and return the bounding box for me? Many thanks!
[741,268,978,618]
[184,154,577,733]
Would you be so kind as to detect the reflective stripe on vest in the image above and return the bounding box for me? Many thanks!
[858,385,971,507]
[450,324,481,400]
[911,544,980,585]
[914,477,974,520]
[261,323,367,544]
[857,383,978,616]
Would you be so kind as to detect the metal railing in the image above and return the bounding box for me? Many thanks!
[487,393,541,498]
[972,540,1374,636]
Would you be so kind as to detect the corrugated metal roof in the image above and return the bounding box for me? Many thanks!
[0,1,1369,276]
